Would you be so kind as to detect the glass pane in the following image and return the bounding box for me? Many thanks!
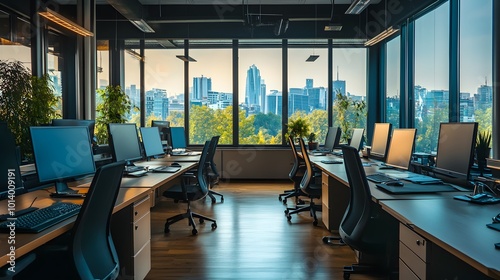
[188,48,233,145]
[414,2,450,153]
[288,47,328,144]
[47,32,63,117]
[239,48,282,145]
[386,36,400,128]
[124,45,141,125]
[332,48,367,143]
[459,0,492,146]
[144,49,184,128]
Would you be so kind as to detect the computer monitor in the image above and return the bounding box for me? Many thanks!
[139,127,165,158]
[52,119,96,145]
[323,126,341,151]
[108,123,143,165]
[349,128,364,151]
[170,127,187,150]
[384,128,417,170]
[0,122,25,200]
[435,122,478,179]
[369,123,392,161]
[30,126,96,195]
[151,120,170,142]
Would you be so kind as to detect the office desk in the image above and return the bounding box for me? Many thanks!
[126,161,197,189]
[152,154,200,162]
[0,187,150,268]
[308,154,464,231]
[381,199,500,279]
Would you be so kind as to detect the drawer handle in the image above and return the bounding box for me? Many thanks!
[135,225,139,230]
[135,211,138,216]
[416,240,425,246]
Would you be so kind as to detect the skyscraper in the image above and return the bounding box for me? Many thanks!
[192,76,211,101]
[332,66,346,96]
[245,64,262,111]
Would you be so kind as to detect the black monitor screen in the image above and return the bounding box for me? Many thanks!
[52,119,95,145]
[0,122,25,200]
[170,127,187,149]
[349,128,364,151]
[30,126,96,194]
[151,120,170,142]
[108,123,143,163]
[385,128,416,170]
[370,123,392,159]
[435,122,478,178]
[140,127,165,158]
[324,126,341,151]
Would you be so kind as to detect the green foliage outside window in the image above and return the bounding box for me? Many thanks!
[332,90,367,143]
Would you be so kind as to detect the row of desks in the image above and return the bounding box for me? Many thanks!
[307,152,500,279]
[0,155,198,273]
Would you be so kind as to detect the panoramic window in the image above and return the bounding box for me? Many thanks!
[144,48,184,127]
[288,45,328,143]
[414,2,450,153]
[459,0,492,142]
[331,48,367,143]
[124,44,141,125]
[238,47,282,145]
[188,48,233,145]
[386,36,400,128]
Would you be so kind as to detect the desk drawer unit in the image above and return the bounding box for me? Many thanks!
[321,172,350,231]
[112,195,151,280]
[399,223,428,280]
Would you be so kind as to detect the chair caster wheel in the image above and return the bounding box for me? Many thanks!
[192,228,198,235]
[164,226,170,233]
[220,197,224,202]
[284,209,289,215]
[199,218,204,224]
[283,198,287,204]
[297,199,305,205]
[278,196,282,201]
[211,223,217,230]
[313,220,318,226]
[322,236,329,244]
[343,272,350,279]
[287,215,292,221]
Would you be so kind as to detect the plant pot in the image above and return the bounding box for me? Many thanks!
[476,148,491,176]
[308,142,318,151]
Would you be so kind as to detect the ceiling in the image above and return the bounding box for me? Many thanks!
[96,0,373,4]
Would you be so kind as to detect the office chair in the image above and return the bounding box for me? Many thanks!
[278,136,306,205]
[206,135,223,203]
[285,138,322,226]
[335,145,395,279]
[163,140,217,235]
[16,161,126,280]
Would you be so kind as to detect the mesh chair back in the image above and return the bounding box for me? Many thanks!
[339,145,373,252]
[71,161,125,280]
[207,136,220,177]
[194,140,212,197]
[298,138,315,194]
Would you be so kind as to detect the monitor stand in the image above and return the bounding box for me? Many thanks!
[49,181,85,198]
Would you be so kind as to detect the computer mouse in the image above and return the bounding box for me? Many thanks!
[384,181,404,187]
[170,162,181,167]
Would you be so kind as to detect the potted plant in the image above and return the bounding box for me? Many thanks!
[0,60,60,160]
[286,116,310,143]
[308,132,318,150]
[476,130,492,175]
[95,85,132,144]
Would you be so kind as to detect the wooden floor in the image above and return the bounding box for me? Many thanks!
[145,180,382,280]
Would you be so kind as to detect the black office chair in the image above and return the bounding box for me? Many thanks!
[163,140,217,235]
[17,161,126,280]
[285,138,322,226]
[206,135,223,203]
[278,136,306,205]
[335,145,395,279]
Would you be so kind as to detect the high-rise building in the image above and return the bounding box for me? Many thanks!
[245,64,262,111]
[289,88,308,116]
[333,67,346,95]
[266,90,282,115]
[192,76,211,101]
[306,79,313,89]
[475,82,493,111]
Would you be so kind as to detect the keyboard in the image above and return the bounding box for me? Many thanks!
[0,202,81,233]
[366,173,396,183]
[124,166,145,173]
[320,160,343,164]
[151,166,181,173]
[126,170,148,177]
